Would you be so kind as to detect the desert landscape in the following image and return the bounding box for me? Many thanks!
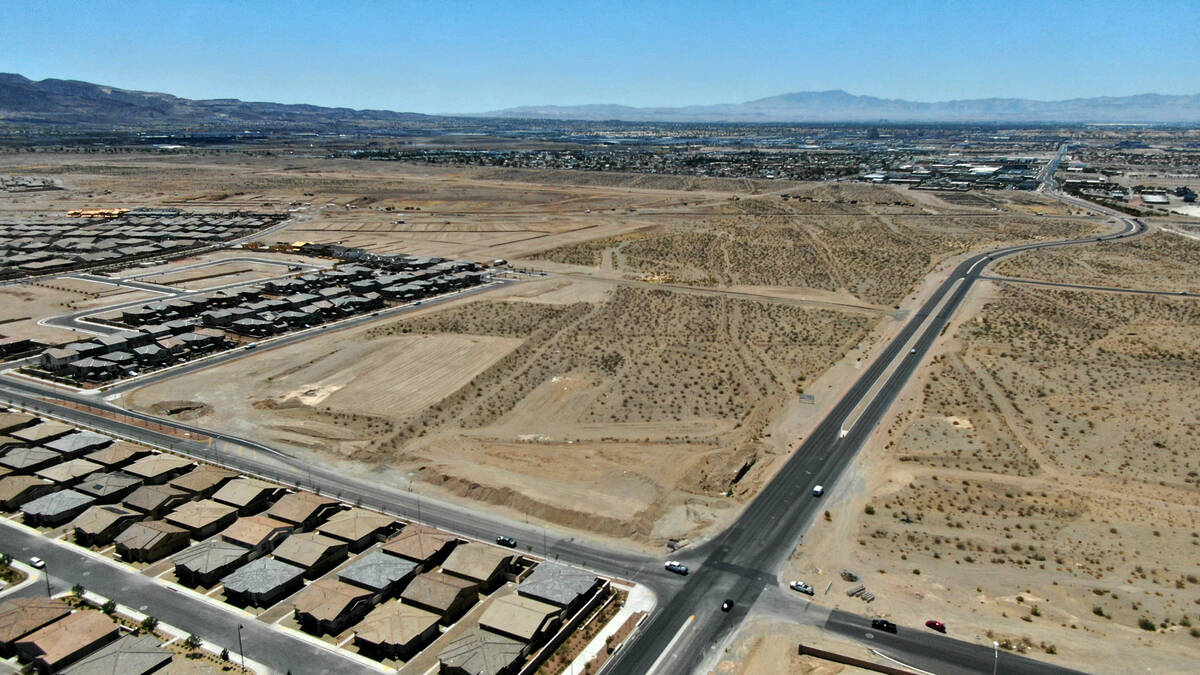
[788,279,1200,672]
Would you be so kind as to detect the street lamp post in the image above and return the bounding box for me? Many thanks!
[42,562,51,597]
[237,624,246,673]
[992,640,999,675]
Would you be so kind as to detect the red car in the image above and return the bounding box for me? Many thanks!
[925,620,946,633]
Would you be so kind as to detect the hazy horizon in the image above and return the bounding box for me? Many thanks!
[4,0,1199,114]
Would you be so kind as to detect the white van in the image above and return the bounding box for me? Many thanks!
[812,485,824,497]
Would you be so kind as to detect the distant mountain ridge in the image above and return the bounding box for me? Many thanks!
[484,90,1200,123]
[0,73,431,130]
[2,73,1198,128]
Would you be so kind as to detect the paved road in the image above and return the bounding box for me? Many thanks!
[605,217,1145,675]
[0,519,364,675]
[823,609,1085,675]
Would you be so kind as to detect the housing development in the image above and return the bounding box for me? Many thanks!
[1,30,1199,673]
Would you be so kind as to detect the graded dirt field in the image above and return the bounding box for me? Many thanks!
[126,276,875,542]
[994,228,1200,293]
[0,277,157,343]
[788,283,1200,673]
[140,260,295,290]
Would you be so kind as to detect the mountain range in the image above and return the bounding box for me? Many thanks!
[484,90,1200,123]
[2,73,1198,129]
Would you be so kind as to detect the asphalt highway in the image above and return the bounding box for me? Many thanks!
[605,217,1144,675]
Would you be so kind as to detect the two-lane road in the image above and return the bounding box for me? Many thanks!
[608,218,1142,675]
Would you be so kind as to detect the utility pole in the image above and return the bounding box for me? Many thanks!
[992,640,999,675]
[42,563,51,597]
[238,624,246,672]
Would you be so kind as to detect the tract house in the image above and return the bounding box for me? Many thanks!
[441,542,515,593]
[70,504,141,546]
[221,556,306,608]
[122,484,189,517]
[115,519,190,563]
[291,578,375,636]
[382,525,460,568]
[165,499,238,540]
[338,550,419,600]
[437,625,525,675]
[34,458,103,487]
[353,600,441,661]
[266,490,341,531]
[211,477,282,515]
[514,562,604,614]
[400,572,479,625]
[168,465,235,497]
[0,475,56,510]
[123,454,194,485]
[219,514,293,556]
[478,594,562,646]
[272,531,348,579]
[59,634,172,675]
[21,489,96,526]
[173,539,251,588]
[317,507,399,552]
[0,598,71,657]
[73,471,141,504]
[15,610,121,675]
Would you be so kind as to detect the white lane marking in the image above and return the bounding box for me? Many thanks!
[648,613,696,675]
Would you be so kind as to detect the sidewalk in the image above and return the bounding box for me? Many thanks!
[0,559,40,599]
[564,582,655,674]
[78,589,270,674]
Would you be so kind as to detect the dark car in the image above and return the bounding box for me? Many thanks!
[495,536,517,548]
[871,619,897,633]
[925,619,946,633]
[721,599,735,612]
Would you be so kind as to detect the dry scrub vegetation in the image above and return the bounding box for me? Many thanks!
[532,184,1096,305]
[804,286,1200,670]
[994,230,1200,293]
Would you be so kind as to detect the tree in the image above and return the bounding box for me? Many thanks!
[101,600,116,615]
[71,584,85,597]
[220,648,229,662]
[140,616,158,633]
[0,553,12,567]
[184,633,202,651]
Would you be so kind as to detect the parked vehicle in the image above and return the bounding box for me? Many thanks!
[28,557,45,569]
[925,619,946,633]
[871,619,897,633]
[495,536,517,548]
[789,581,814,595]
[664,560,689,575]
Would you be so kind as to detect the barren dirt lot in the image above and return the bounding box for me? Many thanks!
[994,228,1200,293]
[530,183,1099,306]
[127,278,873,542]
[790,284,1200,673]
[0,277,156,343]
[140,260,294,290]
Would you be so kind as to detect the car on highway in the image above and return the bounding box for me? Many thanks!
[925,619,946,633]
[789,581,814,595]
[812,485,824,497]
[495,536,517,548]
[664,560,689,575]
[721,599,735,612]
[414,301,422,306]
[871,619,897,633]
[28,556,45,569]
[243,343,257,350]
[909,347,916,354]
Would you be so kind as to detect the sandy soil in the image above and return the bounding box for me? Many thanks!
[140,261,297,290]
[0,278,157,343]
[994,228,1200,293]
[788,282,1200,673]
[709,619,876,675]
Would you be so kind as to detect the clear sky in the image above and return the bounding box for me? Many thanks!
[3,0,1198,113]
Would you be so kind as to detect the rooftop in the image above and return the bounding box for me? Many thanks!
[165,499,236,530]
[291,578,372,622]
[211,477,277,507]
[115,519,187,550]
[266,490,338,525]
[220,514,293,548]
[60,634,171,675]
[84,442,147,467]
[401,572,477,612]
[516,562,600,607]
[16,609,119,667]
[317,507,396,543]
[74,471,141,499]
[172,539,248,575]
[123,453,193,480]
[0,597,71,644]
[69,504,139,535]
[437,625,525,675]
[10,420,73,443]
[121,484,187,513]
[42,430,111,455]
[479,594,561,642]
[221,556,305,594]
[354,600,440,646]
[338,550,418,592]
[441,542,514,583]
[273,531,345,568]
[35,458,102,484]
[21,488,94,517]
[168,465,235,494]
[382,524,458,562]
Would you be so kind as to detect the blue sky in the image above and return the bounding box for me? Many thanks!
[3,1,1197,113]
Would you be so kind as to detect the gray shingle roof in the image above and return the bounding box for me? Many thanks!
[221,556,305,594]
[516,562,599,607]
[173,540,249,576]
[338,550,418,592]
[43,430,112,454]
[60,634,171,675]
[21,489,94,517]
